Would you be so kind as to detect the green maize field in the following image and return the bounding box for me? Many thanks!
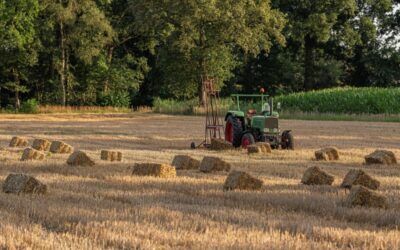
[275,87,400,114]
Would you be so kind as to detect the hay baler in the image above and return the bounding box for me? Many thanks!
[224,92,294,149]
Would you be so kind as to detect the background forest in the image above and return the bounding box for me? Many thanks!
[0,0,399,110]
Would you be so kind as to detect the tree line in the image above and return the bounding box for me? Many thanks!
[0,0,399,109]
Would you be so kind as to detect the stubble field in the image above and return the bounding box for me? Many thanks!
[0,113,400,249]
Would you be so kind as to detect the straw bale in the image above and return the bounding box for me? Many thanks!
[20,148,45,161]
[315,147,340,161]
[365,150,397,165]
[132,163,176,178]
[3,174,47,195]
[50,141,73,154]
[32,139,51,151]
[101,150,123,162]
[341,169,380,190]
[199,156,231,173]
[255,142,272,153]
[172,155,200,170]
[247,145,262,154]
[223,171,263,191]
[345,185,387,209]
[67,151,95,166]
[301,166,334,185]
[209,138,233,151]
[9,136,28,147]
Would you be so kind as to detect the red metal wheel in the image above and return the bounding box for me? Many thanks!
[241,133,255,148]
[225,120,233,143]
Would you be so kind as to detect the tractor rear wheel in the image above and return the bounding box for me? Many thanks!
[241,133,255,148]
[225,116,242,147]
[281,131,294,150]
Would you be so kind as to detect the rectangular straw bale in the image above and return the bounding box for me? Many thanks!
[132,163,176,178]
[9,136,29,147]
[50,141,73,154]
[20,148,45,161]
[32,139,51,151]
[101,150,123,162]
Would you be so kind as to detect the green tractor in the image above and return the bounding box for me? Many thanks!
[224,92,294,149]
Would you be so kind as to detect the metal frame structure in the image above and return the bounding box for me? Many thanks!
[196,77,224,148]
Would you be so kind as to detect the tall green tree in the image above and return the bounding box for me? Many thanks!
[90,0,150,106]
[133,0,286,103]
[0,0,40,109]
[39,0,113,105]
[274,0,357,90]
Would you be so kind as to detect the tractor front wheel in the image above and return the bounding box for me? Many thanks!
[281,131,294,150]
[225,116,242,147]
[241,133,255,148]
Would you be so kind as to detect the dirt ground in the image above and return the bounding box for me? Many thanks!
[0,113,399,249]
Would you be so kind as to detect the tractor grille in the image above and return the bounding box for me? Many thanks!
[265,117,278,129]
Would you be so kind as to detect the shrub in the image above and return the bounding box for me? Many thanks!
[98,91,131,107]
[20,99,39,114]
[153,98,234,115]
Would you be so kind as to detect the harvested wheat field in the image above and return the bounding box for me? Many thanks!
[0,113,400,249]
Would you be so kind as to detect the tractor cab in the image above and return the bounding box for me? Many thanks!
[224,91,294,150]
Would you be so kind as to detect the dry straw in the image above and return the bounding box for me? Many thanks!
[247,145,262,154]
[301,166,334,185]
[341,169,380,190]
[67,151,95,166]
[255,142,272,153]
[32,139,51,151]
[20,148,45,161]
[100,150,123,162]
[345,185,387,209]
[365,150,397,165]
[132,163,176,178]
[200,156,231,173]
[171,155,200,170]
[223,171,263,191]
[209,138,233,151]
[2,174,47,195]
[315,147,340,161]
[50,141,73,154]
[9,136,29,147]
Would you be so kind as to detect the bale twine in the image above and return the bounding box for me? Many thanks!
[50,141,73,154]
[341,169,380,190]
[315,147,340,161]
[199,156,231,173]
[209,138,233,151]
[172,155,200,170]
[3,174,47,195]
[223,171,263,191]
[100,150,123,162]
[132,163,176,178]
[345,185,387,209]
[67,151,95,166]
[20,148,45,161]
[301,166,334,185]
[9,136,29,147]
[32,139,51,151]
[365,150,397,165]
